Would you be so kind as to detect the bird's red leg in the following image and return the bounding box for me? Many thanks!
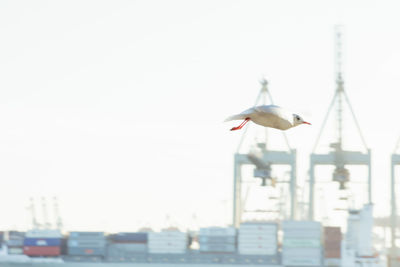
[230,118,250,131]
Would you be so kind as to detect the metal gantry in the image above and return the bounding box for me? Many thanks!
[232,79,297,227]
[308,26,371,220]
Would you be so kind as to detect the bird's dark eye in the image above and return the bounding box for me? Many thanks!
[296,116,300,120]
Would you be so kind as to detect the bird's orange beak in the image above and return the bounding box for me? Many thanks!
[303,121,311,125]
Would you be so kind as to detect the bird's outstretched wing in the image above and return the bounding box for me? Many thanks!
[224,107,256,122]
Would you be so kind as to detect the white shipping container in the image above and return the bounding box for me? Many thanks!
[238,235,276,242]
[198,235,236,244]
[25,229,62,238]
[238,247,277,255]
[239,228,277,236]
[240,223,277,229]
[199,243,236,252]
[148,248,186,254]
[283,239,321,247]
[148,243,186,249]
[7,247,24,255]
[239,249,277,256]
[239,242,277,249]
[283,257,321,266]
[282,247,321,257]
[148,240,187,246]
[148,232,187,239]
[199,227,236,236]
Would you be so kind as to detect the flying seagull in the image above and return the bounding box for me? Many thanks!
[225,105,311,131]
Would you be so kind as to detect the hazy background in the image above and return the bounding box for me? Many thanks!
[0,0,400,232]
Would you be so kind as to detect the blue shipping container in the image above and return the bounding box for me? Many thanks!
[110,233,148,243]
[24,238,61,246]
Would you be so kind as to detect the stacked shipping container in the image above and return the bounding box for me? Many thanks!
[148,231,187,254]
[282,221,322,266]
[107,232,148,259]
[238,222,277,256]
[324,226,341,258]
[23,229,62,256]
[68,232,106,257]
[346,204,374,257]
[6,231,24,255]
[198,227,236,253]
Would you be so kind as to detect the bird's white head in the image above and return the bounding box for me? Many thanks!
[292,114,311,127]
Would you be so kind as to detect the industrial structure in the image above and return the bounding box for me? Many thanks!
[308,26,372,221]
[232,78,297,227]
[0,26,391,267]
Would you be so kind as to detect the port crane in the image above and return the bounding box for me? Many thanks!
[233,78,297,227]
[308,26,371,221]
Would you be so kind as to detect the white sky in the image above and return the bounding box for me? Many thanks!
[1,0,400,233]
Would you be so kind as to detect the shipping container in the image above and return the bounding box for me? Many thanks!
[282,257,321,266]
[238,249,278,255]
[67,247,105,256]
[238,235,277,243]
[106,252,147,262]
[199,244,236,253]
[23,246,60,256]
[238,229,277,236]
[283,238,321,247]
[325,250,341,258]
[148,231,187,240]
[8,231,25,240]
[199,227,236,236]
[107,243,147,253]
[282,247,322,257]
[238,242,277,250]
[148,248,187,254]
[238,222,277,256]
[6,239,23,247]
[324,258,341,266]
[198,236,236,244]
[240,222,277,229]
[109,232,147,243]
[324,227,341,258]
[235,254,280,265]
[148,242,187,250]
[26,229,62,238]
[324,227,341,240]
[7,247,24,255]
[148,231,188,254]
[68,239,106,248]
[69,232,104,239]
[24,237,61,246]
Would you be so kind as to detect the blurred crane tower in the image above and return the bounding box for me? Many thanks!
[28,197,40,229]
[390,139,400,266]
[232,78,297,227]
[308,26,371,220]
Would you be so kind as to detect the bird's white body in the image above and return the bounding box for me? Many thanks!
[226,105,309,131]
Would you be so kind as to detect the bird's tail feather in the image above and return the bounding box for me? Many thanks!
[224,113,247,122]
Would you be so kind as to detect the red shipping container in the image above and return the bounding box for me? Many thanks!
[23,246,60,256]
[325,249,341,258]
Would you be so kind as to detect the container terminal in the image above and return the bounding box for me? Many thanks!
[0,28,399,267]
